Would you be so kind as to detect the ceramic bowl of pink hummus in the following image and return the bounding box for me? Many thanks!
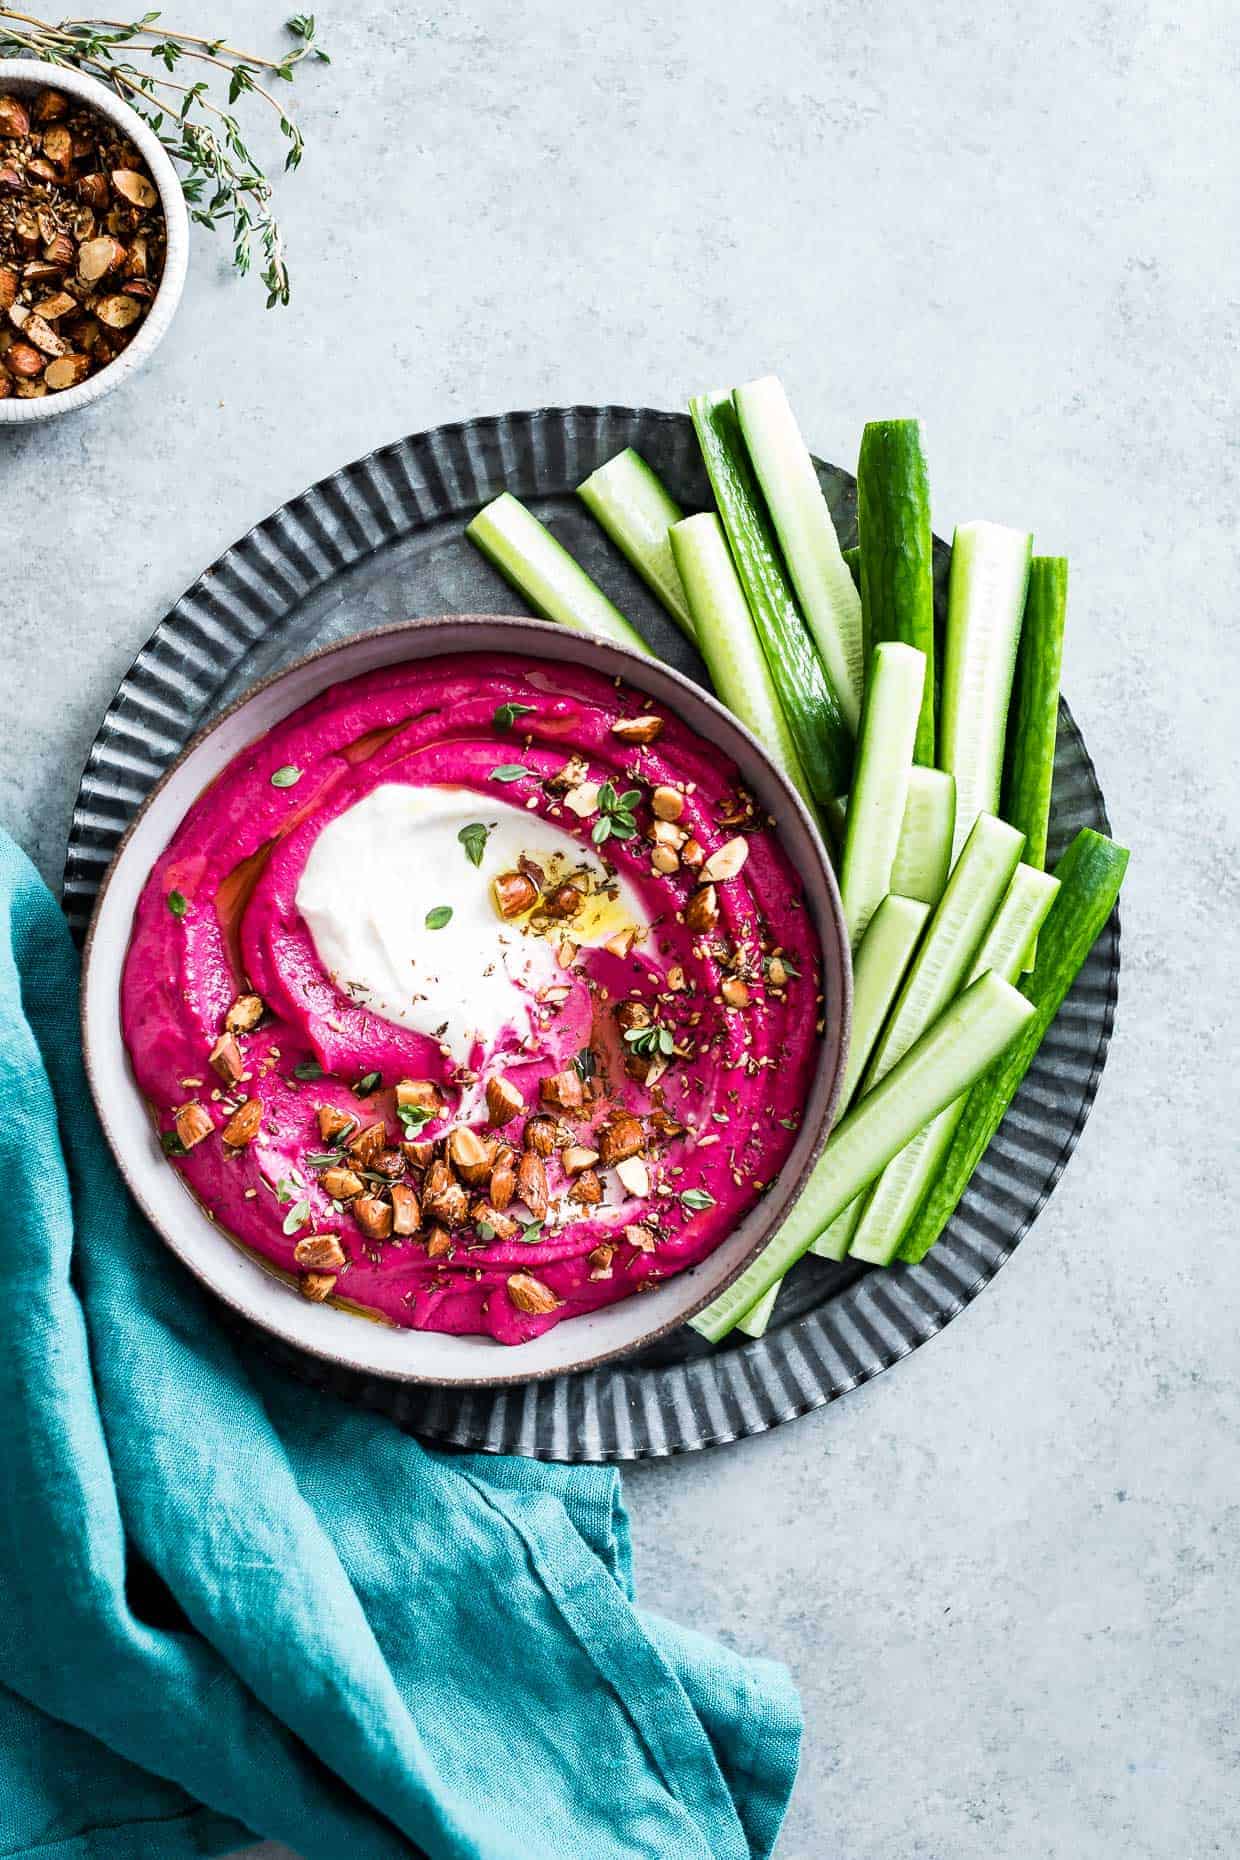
[82,616,850,1385]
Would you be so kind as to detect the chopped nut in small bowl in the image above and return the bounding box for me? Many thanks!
[0,61,187,423]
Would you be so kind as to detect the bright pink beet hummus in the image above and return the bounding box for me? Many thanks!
[122,653,822,1344]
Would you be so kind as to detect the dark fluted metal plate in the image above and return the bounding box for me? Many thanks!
[65,406,1120,1460]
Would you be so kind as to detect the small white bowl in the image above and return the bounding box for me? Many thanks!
[0,58,188,423]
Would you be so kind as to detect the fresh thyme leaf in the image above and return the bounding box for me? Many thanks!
[425,905,453,931]
[680,1188,716,1212]
[475,1220,497,1241]
[778,1115,800,1130]
[397,1103,434,1137]
[274,1175,301,1204]
[293,1058,323,1081]
[0,11,329,305]
[518,1219,544,1243]
[657,1027,675,1055]
[304,1151,342,1170]
[489,764,534,783]
[167,889,188,917]
[271,765,302,788]
[493,701,536,731]
[160,1129,187,1155]
[592,817,613,845]
[354,1070,381,1096]
[281,1197,311,1235]
[592,779,641,844]
[458,822,490,867]
[623,1024,661,1058]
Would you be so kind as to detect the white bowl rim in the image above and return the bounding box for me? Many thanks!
[81,614,852,1386]
[0,57,189,424]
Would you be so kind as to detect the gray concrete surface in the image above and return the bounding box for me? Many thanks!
[4,3,1235,1855]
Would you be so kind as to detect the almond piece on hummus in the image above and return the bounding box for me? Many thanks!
[221,1097,262,1147]
[516,1150,549,1218]
[446,1125,493,1185]
[353,1195,393,1242]
[507,1272,560,1315]
[293,1233,346,1271]
[173,1101,213,1150]
[597,1114,645,1168]
[208,1032,244,1087]
[540,1067,584,1113]
[300,1271,337,1302]
[611,714,663,745]
[225,992,265,1034]
[389,1181,421,1236]
[485,1074,524,1126]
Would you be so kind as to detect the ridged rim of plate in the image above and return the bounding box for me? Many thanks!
[64,405,1120,1461]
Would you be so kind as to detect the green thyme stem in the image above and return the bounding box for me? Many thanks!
[0,8,328,305]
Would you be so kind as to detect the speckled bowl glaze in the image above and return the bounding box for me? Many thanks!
[81,614,851,1387]
[0,59,188,425]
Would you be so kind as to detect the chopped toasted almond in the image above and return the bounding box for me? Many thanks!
[485,1074,524,1126]
[597,1114,645,1167]
[208,1032,244,1087]
[523,1113,558,1157]
[0,96,30,137]
[76,234,126,283]
[225,992,265,1034]
[507,1272,560,1315]
[540,1067,584,1113]
[95,292,141,330]
[353,1195,393,1241]
[294,1233,346,1271]
[317,1104,355,1145]
[395,1077,442,1114]
[370,1148,405,1180]
[389,1181,421,1236]
[567,1167,603,1206]
[681,838,705,869]
[402,1137,436,1170]
[21,312,65,357]
[562,1144,601,1176]
[173,1101,213,1149]
[492,869,540,918]
[767,955,789,988]
[604,927,635,959]
[648,1108,685,1142]
[422,1162,469,1229]
[221,1098,263,1147]
[651,845,679,875]
[320,1164,363,1201]
[31,90,68,123]
[587,1243,615,1281]
[489,1148,517,1210]
[516,1149,549,1218]
[563,781,601,818]
[615,999,651,1033]
[0,266,15,309]
[76,170,109,209]
[667,965,687,991]
[547,753,589,793]
[615,1155,651,1197]
[112,167,158,208]
[684,885,719,934]
[42,230,75,268]
[545,882,584,919]
[699,836,750,884]
[33,290,75,320]
[422,1225,450,1258]
[346,1121,389,1167]
[300,1271,337,1302]
[624,1223,657,1252]
[611,714,663,745]
[652,819,688,850]
[473,1200,519,1242]
[721,977,750,1008]
[446,1125,493,1185]
[651,785,685,821]
[5,341,43,379]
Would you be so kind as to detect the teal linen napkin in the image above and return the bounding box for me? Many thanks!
[0,832,800,1860]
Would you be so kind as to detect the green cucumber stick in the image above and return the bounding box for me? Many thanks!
[891,767,957,907]
[856,419,936,762]
[466,493,652,656]
[734,375,864,730]
[577,449,697,643]
[689,972,1035,1340]
[1003,555,1068,967]
[689,389,852,804]
[940,519,1033,862]
[669,514,816,811]
[899,828,1129,1264]
[838,641,926,949]
[847,862,1060,1267]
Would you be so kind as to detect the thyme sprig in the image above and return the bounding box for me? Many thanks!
[0,8,329,305]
